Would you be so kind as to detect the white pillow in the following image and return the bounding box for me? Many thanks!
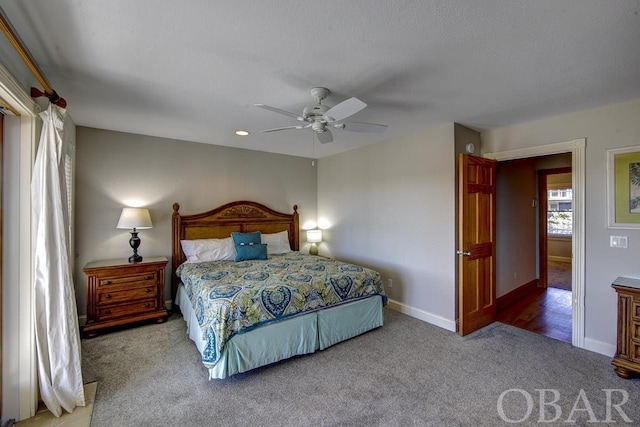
[180,237,235,262]
[261,230,292,255]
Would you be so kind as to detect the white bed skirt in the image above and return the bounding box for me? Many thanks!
[175,284,383,379]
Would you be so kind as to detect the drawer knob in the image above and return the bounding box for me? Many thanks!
[105,309,111,314]
[104,280,112,285]
[105,294,111,299]
[144,276,151,280]
[145,288,151,293]
[145,303,151,308]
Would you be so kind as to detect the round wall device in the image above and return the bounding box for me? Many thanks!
[465,143,475,154]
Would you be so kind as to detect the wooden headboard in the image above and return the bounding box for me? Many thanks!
[171,200,299,301]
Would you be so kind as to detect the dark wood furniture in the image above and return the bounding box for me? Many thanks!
[82,256,168,338]
[171,201,299,302]
[611,276,640,379]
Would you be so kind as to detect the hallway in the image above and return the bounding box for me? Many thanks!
[498,261,572,343]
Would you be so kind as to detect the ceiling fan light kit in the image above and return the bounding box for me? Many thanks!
[255,87,387,144]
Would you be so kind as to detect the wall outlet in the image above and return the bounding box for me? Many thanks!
[610,235,628,248]
[387,278,393,288]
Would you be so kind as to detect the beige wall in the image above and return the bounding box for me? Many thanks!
[74,127,317,314]
[483,98,640,354]
[319,97,640,354]
[548,236,572,260]
[496,157,537,297]
[318,124,457,330]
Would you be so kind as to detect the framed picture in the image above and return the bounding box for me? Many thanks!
[607,146,640,229]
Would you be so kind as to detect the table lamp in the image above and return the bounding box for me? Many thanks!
[117,207,153,263]
[306,229,322,255]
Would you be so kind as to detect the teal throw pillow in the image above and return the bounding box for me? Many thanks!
[234,243,268,261]
[231,231,261,245]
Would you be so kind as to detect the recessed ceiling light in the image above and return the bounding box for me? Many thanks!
[235,130,250,136]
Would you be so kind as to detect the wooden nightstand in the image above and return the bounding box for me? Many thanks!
[611,276,640,379]
[81,256,168,338]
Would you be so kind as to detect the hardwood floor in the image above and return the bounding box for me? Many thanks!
[497,287,572,343]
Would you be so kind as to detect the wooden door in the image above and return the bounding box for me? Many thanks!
[458,153,497,336]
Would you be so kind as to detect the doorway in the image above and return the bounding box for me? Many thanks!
[540,168,573,342]
[497,163,573,343]
[539,167,572,290]
[485,139,585,348]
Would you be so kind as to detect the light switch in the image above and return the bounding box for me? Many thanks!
[610,236,628,248]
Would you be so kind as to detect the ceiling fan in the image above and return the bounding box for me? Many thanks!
[255,87,387,144]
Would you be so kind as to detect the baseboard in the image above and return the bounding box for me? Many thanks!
[386,298,456,332]
[584,337,616,357]
[496,279,538,312]
[549,256,571,263]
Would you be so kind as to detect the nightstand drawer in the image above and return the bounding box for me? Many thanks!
[98,272,157,288]
[633,302,640,321]
[97,299,158,320]
[632,342,640,364]
[97,285,157,305]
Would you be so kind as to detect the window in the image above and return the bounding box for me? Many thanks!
[548,187,572,236]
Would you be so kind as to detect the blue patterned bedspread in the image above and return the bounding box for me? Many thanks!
[177,252,386,367]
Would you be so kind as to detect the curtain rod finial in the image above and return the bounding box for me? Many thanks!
[31,87,67,108]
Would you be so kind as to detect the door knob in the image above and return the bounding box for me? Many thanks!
[456,250,471,256]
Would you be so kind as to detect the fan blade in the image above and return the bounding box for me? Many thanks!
[261,125,304,133]
[255,104,304,121]
[317,130,333,144]
[323,97,367,122]
[337,122,387,133]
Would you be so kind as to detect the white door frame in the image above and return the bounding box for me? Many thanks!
[0,61,39,421]
[484,138,586,349]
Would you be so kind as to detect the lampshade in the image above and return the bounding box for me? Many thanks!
[117,208,153,230]
[306,229,322,243]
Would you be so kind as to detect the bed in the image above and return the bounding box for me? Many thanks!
[171,200,386,379]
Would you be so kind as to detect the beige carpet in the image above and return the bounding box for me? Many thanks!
[81,310,640,426]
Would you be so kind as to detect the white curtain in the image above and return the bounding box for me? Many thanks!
[31,104,85,416]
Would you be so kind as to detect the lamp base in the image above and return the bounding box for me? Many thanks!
[128,230,143,263]
[309,243,318,256]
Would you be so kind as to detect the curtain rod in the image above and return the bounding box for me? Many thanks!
[0,6,66,107]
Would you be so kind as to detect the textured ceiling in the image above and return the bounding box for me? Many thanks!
[1,1,639,158]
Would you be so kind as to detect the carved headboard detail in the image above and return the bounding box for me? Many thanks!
[171,200,299,302]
